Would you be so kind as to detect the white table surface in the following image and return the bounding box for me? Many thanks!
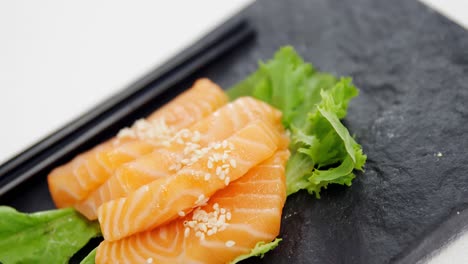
[1,0,467,263]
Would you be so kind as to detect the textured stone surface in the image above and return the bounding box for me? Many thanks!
[3,0,468,263]
[197,0,468,263]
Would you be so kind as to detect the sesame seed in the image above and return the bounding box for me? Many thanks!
[178,211,185,217]
[169,164,179,171]
[196,194,205,204]
[204,173,211,181]
[182,130,190,138]
[207,160,213,169]
[116,128,136,139]
[225,240,236,247]
[224,176,230,186]
[230,159,237,168]
[184,227,190,237]
[192,131,201,142]
[146,257,153,263]
[219,171,226,180]
[200,223,207,232]
[219,215,226,223]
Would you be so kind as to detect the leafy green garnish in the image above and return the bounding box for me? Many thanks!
[230,238,282,264]
[228,46,366,197]
[0,206,100,264]
[80,248,97,264]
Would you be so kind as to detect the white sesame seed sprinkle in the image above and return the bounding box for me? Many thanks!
[196,194,205,204]
[183,204,231,241]
[204,173,211,181]
[192,131,201,142]
[146,257,153,263]
[219,171,226,180]
[225,240,236,247]
[230,159,237,168]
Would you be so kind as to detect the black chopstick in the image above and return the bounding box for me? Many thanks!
[0,15,254,196]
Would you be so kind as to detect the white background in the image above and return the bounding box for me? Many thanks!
[0,0,252,163]
[1,0,468,263]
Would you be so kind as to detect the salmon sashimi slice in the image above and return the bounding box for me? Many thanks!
[104,78,228,169]
[75,97,283,220]
[98,120,282,241]
[96,150,289,264]
[48,78,227,208]
[146,78,227,127]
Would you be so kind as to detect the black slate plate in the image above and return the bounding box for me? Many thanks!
[2,0,468,263]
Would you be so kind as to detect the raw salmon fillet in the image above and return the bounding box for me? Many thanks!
[98,120,282,241]
[75,97,283,220]
[96,150,289,264]
[48,79,227,208]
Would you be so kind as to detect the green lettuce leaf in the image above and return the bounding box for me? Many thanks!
[226,46,366,262]
[228,45,366,197]
[230,238,282,264]
[0,206,100,264]
[80,248,96,264]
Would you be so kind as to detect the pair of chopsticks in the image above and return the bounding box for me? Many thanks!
[0,15,254,197]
